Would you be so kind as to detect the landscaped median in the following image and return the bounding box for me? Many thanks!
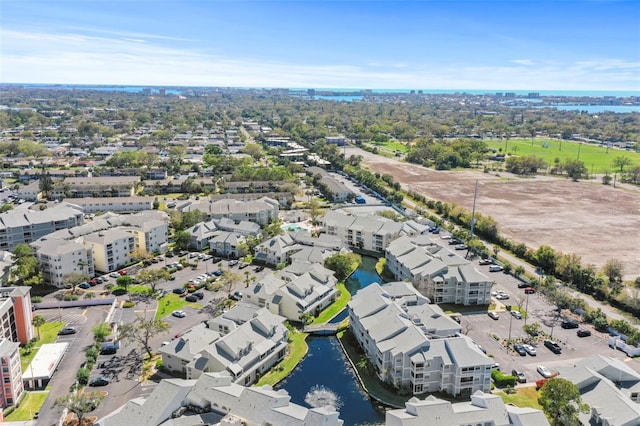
[154,294,202,319]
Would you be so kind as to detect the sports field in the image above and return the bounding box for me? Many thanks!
[486,138,640,174]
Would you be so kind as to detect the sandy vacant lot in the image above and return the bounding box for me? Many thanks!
[348,147,640,279]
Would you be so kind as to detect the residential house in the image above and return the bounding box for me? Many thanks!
[0,339,23,410]
[244,262,339,321]
[348,282,493,396]
[385,391,549,426]
[0,203,84,251]
[557,355,640,426]
[97,372,343,426]
[385,235,493,306]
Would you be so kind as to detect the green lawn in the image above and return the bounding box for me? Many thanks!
[312,283,350,325]
[155,294,202,319]
[375,140,409,153]
[4,391,49,421]
[496,386,542,410]
[486,138,640,174]
[21,321,65,371]
[255,330,308,387]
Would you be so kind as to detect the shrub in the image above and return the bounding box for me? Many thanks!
[76,367,90,385]
[122,301,135,308]
[63,294,79,301]
[491,369,516,387]
[86,347,98,363]
[31,296,43,303]
[155,359,163,369]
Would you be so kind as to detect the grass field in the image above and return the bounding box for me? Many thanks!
[496,386,543,410]
[486,138,640,174]
[255,330,308,386]
[4,391,49,421]
[311,283,350,325]
[155,294,202,319]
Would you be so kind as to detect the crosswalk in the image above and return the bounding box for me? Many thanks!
[40,312,87,326]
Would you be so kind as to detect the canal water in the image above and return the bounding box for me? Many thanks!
[276,256,388,425]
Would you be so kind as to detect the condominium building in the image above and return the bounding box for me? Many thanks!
[348,282,493,396]
[83,229,136,273]
[179,197,279,226]
[97,372,343,426]
[244,262,339,321]
[0,203,83,251]
[319,211,403,253]
[386,391,549,426]
[0,287,33,344]
[64,196,154,213]
[50,176,138,199]
[32,239,95,288]
[0,339,23,410]
[254,231,346,266]
[385,235,493,306]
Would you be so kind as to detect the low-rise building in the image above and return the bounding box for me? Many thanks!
[254,231,346,266]
[386,391,549,426]
[185,218,261,251]
[51,176,138,199]
[208,231,246,259]
[0,203,84,251]
[385,235,493,306]
[348,282,493,396]
[16,180,40,201]
[319,210,403,253]
[558,354,640,426]
[64,196,155,213]
[179,197,279,226]
[0,339,23,410]
[97,372,343,426]
[244,262,339,321]
[160,323,220,375]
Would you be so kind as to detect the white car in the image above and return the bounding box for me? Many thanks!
[523,344,537,356]
[511,310,522,319]
[172,310,186,318]
[537,365,553,378]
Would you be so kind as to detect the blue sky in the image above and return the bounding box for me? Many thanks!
[1,0,639,90]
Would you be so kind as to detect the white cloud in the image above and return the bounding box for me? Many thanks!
[1,29,639,91]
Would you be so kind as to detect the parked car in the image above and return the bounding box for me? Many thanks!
[488,311,500,320]
[479,258,493,265]
[512,369,527,383]
[185,295,198,302]
[489,265,503,272]
[78,282,91,289]
[536,378,549,389]
[193,291,205,300]
[544,339,562,354]
[254,265,265,272]
[577,328,592,337]
[523,344,537,356]
[455,244,467,250]
[100,343,118,355]
[230,291,243,301]
[524,287,536,294]
[109,272,119,278]
[212,257,222,263]
[537,365,553,378]
[213,270,223,276]
[510,310,523,320]
[228,260,239,267]
[517,282,530,288]
[118,269,127,275]
[561,320,579,329]
[172,287,186,295]
[513,344,527,356]
[89,376,110,387]
[58,327,77,335]
[172,310,186,318]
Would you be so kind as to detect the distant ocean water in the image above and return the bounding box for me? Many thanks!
[4,83,639,98]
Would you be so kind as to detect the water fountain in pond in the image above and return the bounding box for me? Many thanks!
[304,385,343,410]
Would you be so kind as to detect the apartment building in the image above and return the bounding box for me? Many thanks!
[254,231,346,266]
[50,176,138,199]
[0,287,34,345]
[186,218,261,251]
[180,197,279,226]
[32,239,95,288]
[319,211,403,253]
[208,231,246,259]
[244,262,339,321]
[0,339,24,410]
[386,391,549,426]
[64,196,154,213]
[83,229,136,273]
[385,235,493,306]
[97,372,343,426]
[348,282,493,396]
[0,203,83,251]
[16,180,40,201]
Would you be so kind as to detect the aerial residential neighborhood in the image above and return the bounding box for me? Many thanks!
[0,83,638,426]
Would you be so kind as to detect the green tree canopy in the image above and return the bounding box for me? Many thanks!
[538,377,588,425]
[324,252,362,281]
[118,316,170,360]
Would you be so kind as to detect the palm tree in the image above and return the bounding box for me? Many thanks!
[32,315,46,340]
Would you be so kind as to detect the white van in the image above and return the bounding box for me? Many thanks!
[489,265,503,272]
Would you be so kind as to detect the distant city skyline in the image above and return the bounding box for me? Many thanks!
[1,0,639,91]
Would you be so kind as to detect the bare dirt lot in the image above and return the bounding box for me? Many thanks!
[348,147,640,279]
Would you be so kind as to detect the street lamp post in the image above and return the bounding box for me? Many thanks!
[508,308,513,343]
[524,292,530,327]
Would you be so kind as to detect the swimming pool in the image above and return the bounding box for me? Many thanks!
[282,223,308,232]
